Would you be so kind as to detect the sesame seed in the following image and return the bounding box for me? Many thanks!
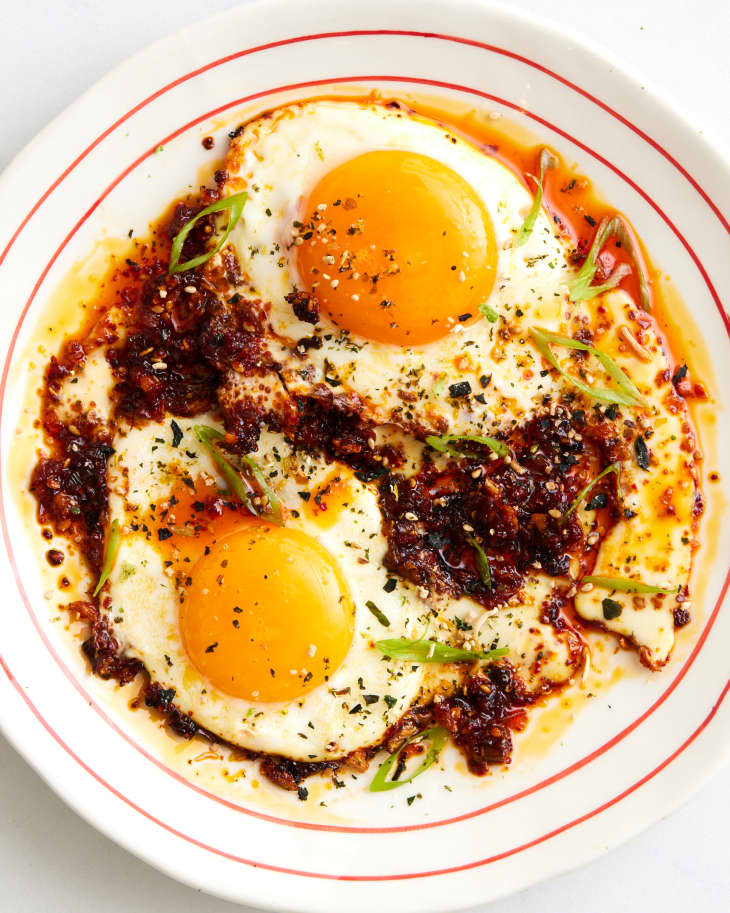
[404,512,418,521]
[158,288,167,299]
[184,285,196,294]
[462,523,474,532]
[580,582,594,593]
[151,361,167,370]
[548,508,562,519]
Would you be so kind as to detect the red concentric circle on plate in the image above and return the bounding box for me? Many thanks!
[0,30,728,880]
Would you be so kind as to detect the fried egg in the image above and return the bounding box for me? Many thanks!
[105,419,433,759]
[219,99,572,436]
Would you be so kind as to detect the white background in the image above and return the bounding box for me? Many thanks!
[1,0,728,910]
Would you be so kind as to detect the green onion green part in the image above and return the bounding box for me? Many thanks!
[93,518,121,597]
[369,726,449,792]
[582,575,677,595]
[568,215,651,311]
[375,635,508,664]
[479,301,499,323]
[169,192,248,275]
[530,327,646,407]
[564,462,622,519]
[238,453,283,525]
[425,433,509,459]
[466,534,492,590]
[193,424,282,524]
[514,148,558,248]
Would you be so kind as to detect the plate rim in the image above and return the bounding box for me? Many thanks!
[0,1,728,909]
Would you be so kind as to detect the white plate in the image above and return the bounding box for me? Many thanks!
[0,1,728,910]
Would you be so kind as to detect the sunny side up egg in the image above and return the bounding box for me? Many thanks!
[104,418,436,759]
[219,99,572,436]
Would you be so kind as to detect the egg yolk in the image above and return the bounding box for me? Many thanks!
[294,149,497,345]
[179,523,355,703]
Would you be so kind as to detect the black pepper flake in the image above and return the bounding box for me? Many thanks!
[602,598,622,620]
[458,313,472,322]
[449,381,471,398]
[383,578,397,593]
[297,786,309,801]
[363,694,379,705]
[586,492,608,510]
[205,642,218,653]
[170,419,183,448]
[298,491,311,501]
[474,393,486,404]
[634,435,650,471]
[623,508,638,520]
[672,364,688,386]
[349,703,363,714]
[479,374,492,388]
[354,465,388,483]
[584,214,597,227]
[605,404,620,421]
[157,528,173,541]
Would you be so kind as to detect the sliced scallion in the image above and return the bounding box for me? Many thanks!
[369,726,449,792]
[466,534,492,590]
[568,215,651,311]
[479,301,499,323]
[582,575,676,595]
[375,636,507,664]
[530,327,646,407]
[169,192,247,274]
[193,424,282,524]
[425,433,509,459]
[514,148,558,247]
[93,518,121,597]
[564,462,622,519]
